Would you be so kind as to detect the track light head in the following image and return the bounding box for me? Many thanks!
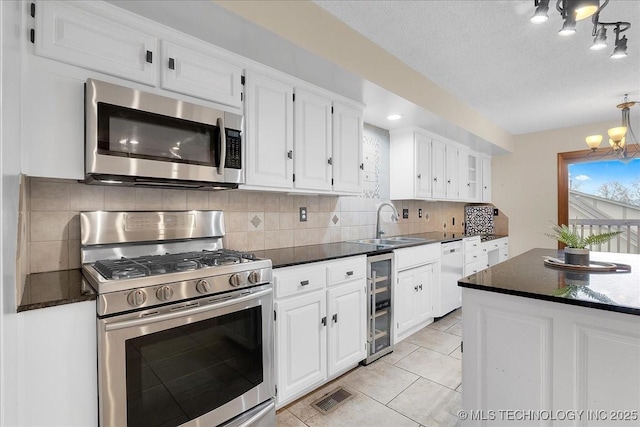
[573,0,600,21]
[611,35,628,58]
[558,15,577,36]
[530,0,550,24]
[590,26,607,50]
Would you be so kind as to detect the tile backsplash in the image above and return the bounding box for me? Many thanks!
[21,176,467,275]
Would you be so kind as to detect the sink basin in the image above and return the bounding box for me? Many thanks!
[349,237,435,247]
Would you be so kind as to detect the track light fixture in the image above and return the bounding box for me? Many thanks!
[530,0,632,58]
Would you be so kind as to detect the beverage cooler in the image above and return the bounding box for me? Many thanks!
[362,252,394,364]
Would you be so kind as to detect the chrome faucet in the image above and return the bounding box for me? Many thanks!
[376,202,399,239]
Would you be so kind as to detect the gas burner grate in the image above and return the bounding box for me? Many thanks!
[92,249,259,280]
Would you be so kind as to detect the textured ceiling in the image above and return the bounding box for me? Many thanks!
[314,0,640,135]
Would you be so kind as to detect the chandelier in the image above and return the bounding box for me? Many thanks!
[530,0,631,59]
[585,94,639,159]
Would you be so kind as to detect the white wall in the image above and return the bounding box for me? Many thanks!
[1,0,25,424]
[492,119,618,257]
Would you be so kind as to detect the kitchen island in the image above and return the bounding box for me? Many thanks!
[459,249,640,426]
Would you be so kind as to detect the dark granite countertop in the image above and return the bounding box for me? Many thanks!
[18,269,96,312]
[256,232,474,268]
[459,248,640,316]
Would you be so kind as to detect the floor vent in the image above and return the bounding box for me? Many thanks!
[311,387,354,415]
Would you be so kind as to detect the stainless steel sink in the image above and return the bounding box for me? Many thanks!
[349,237,435,247]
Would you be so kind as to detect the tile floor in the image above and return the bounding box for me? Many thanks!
[276,308,463,427]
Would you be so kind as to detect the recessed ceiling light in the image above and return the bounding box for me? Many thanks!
[387,114,403,121]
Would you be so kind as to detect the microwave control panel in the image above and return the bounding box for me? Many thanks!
[225,129,242,169]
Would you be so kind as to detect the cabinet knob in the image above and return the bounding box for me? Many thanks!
[321,316,327,326]
[447,179,451,184]
[417,174,422,179]
[287,150,293,159]
[360,163,364,170]
[327,157,332,165]
[434,177,438,182]
[332,314,338,323]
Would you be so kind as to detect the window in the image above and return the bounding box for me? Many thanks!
[558,150,640,253]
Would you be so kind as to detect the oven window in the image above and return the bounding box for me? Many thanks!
[97,102,219,167]
[125,306,263,427]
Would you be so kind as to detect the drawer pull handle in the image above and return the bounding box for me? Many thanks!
[321,316,327,326]
[300,280,309,286]
[332,314,338,323]
[346,271,354,276]
[419,284,423,291]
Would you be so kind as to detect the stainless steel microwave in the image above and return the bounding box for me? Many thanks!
[85,79,243,189]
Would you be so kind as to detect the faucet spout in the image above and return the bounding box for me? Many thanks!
[376,202,399,239]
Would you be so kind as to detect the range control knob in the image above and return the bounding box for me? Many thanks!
[156,285,174,301]
[248,271,261,284]
[229,273,242,287]
[127,289,147,307]
[196,279,211,294]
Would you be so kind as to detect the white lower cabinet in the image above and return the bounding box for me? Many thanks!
[327,281,367,376]
[275,291,327,403]
[274,256,366,407]
[396,264,435,335]
[394,244,440,343]
[463,288,640,425]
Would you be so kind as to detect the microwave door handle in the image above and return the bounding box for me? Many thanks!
[217,117,226,176]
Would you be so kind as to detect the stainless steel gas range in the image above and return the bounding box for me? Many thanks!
[81,210,275,427]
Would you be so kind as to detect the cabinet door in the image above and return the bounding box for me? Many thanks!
[294,89,333,191]
[327,281,366,376]
[465,151,480,202]
[275,291,327,404]
[481,154,492,202]
[445,145,459,200]
[332,102,363,194]
[244,72,294,189]
[35,1,157,85]
[160,41,242,108]
[415,134,432,198]
[395,270,417,335]
[414,264,435,323]
[431,139,447,199]
[458,148,470,201]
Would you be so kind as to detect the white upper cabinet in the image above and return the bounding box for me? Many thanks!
[415,134,433,198]
[390,129,432,199]
[33,1,242,108]
[460,149,480,201]
[331,101,364,194]
[244,71,294,189]
[481,154,492,202]
[430,139,447,199]
[293,88,333,192]
[35,1,157,86]
[445,145,459,200]
[160,41,242,108]
[391,128,490,202]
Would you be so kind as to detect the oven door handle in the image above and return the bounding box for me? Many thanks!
[105,288,272,332]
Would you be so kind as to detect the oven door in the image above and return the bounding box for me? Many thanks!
[98,287,273,427]
[86,78,243,186]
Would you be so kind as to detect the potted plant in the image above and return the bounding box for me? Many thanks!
[545,222,621,266]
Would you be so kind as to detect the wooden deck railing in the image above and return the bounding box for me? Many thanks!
[568,219,640,254]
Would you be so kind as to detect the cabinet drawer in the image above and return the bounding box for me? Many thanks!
[464,249,486,265]
[464,259,488,276]
[327,256,366,286]
[395,243,440,271]
[274,264,326,298]
[463,237,481,252]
